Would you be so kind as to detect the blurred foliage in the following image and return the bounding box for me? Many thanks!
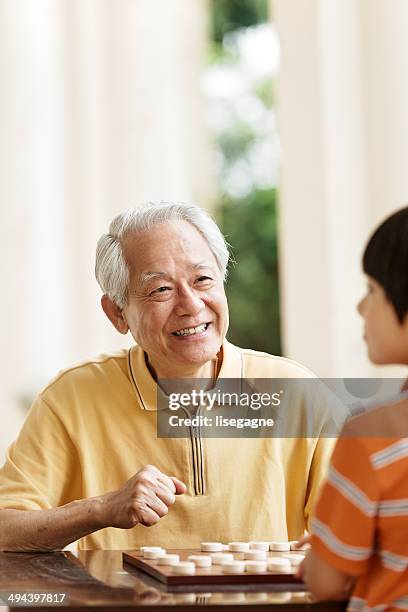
[217,189,281,355]
[212,0,269,44]
[208,1,281,355]
[218,122,257,162]
[255,79,274,108]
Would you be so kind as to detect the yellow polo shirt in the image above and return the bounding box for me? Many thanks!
[0,340,344,550]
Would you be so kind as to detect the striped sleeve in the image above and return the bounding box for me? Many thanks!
[311,436,378,576]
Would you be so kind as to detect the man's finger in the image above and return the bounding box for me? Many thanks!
[155,483,176,506]
[157,473,177,494]
[170,476,187,495]
[138,507,161,527]
[147,496,169,518]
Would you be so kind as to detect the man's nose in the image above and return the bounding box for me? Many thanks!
[174,287,205,316]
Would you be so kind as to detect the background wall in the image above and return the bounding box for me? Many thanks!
[274,0,408,378]
[0,0,212,460]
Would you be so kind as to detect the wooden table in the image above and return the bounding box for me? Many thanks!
[0,550,347,610]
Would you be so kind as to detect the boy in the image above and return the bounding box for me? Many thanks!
[301,207,408,610]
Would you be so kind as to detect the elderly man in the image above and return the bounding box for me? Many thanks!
[0,201,342,551]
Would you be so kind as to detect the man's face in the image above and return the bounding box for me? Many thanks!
[121,220,229,376]
[357,276,408,364]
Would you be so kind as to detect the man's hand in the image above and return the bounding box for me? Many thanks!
[0,466,187,552]
[101,465,187,529]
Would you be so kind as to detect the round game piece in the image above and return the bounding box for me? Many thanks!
[221,560,246,574]
[143,548,166,559]
[157,554,180,566]
[283,553,305,566]
[267,557,292,573]
[244,550,267,560]
[269,541,290,552]
[201,542,223,552]
[172,561,196,575]
[245,560,267,573]
[140,546,162,554]
[289,540,300,550]
[188,555,212,568]
[233,552,245,560]
[228,541,250,552]
[211,552,234,564]
[249,541,270,551]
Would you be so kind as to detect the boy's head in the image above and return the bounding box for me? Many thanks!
[358,206,408,365]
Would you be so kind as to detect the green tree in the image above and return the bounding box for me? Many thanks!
[218,188,281,355]
[208,0,281,355]
[212,0,269,43]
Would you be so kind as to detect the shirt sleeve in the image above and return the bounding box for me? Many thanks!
[304,436,337,530]
[0,394,82,510]
[311,436,377,576]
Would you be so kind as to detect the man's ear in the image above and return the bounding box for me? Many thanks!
[101,294,129,334]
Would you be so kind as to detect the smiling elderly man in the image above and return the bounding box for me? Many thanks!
[0,201,343,551]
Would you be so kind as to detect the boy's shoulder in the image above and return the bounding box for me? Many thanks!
[343,393,408,439]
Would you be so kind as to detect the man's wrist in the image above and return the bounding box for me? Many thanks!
[89,494,111,529]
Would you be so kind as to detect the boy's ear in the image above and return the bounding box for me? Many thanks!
[101,294,129,334]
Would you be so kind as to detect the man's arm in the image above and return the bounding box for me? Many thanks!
[0,465,186,551]
[0,499,104,552]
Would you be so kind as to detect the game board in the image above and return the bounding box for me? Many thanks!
[123,548,304,587]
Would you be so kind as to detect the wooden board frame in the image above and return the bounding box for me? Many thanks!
[123,549,304,587]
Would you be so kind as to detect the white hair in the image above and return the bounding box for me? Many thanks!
[95,201,230,308]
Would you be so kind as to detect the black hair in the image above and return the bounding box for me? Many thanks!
[363,206,408,323]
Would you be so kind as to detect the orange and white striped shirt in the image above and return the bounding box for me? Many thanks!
[311,395,408,612]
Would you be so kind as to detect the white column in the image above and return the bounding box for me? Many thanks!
[0,0,70,458]
[273,0,408,377]
[359,0,408,219]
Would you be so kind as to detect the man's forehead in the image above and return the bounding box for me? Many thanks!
[122,220,210,256]
[139,260,216,285]
[121,221,220,285]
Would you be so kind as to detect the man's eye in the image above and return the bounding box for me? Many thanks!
[197,276,212,282]
[152,286,171,294]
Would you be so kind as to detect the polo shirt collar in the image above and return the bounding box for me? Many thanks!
[127,339,243,411]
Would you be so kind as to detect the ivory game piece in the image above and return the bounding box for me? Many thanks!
[269,541,290,552]
[244,550,267,560]
[188,555,212,567]
[211,552,234,565]
[228,541,250,552]
[245,560,267,573]
[221,560,246,574]
[201,542,222,552]
[249,541,270,551]
[172,561,196,575]
[157,554,179,566]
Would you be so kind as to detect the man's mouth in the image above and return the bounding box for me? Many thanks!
[172,323,209,337]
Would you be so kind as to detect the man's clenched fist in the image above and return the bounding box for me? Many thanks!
[100,465,186,529]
